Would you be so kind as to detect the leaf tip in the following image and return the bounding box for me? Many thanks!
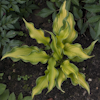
[32,91,35,99]
[59,88,65,93]
[94,39,98,43]
[22,18,25,21]
[1,58,3,61]
[90,55,95,58]
[22,18,27,24]
[1,56,6,61]
[87,85,90,95]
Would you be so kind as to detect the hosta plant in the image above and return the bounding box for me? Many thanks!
[1,1,97,99]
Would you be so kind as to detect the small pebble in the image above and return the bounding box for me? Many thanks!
[13,69,15,72]
[96,87,98,90]
[83,91,86,96]
[40,67,42,69]
[8,76,11,80]
[83,67,85,70]
[55,95,57,99]
[88,78,92,82]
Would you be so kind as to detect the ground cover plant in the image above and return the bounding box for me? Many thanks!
[1,1,97,99]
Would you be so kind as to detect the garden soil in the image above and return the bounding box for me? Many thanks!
[0,2,100,100]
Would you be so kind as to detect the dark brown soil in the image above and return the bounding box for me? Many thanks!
[0,2,100,100]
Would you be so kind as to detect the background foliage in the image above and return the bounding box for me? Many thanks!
[0,0,39,55]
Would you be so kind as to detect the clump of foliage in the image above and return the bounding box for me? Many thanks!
[37,0,100,42]
[83,0,100,42]
[71,0,100,42]
[1,1,97,99]
[0,83,32,100]
[17,75,32,81]
[0,0,38,18]
[18,0,39,18]
[0,0,39,55]
[0,29,23,55]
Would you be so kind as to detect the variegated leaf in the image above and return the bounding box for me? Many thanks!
[84,40,97,55]
[60,60,78,79]
[56,36,64,49]
[57,20,70,41]
[46,31,62,60]
[23,19,50,45]
[63,13,78,43]
[18,51,50,65]
[69,72,90,94]
[46,57,58,93]
[53,1,68,35]
[63,28,78,44]
[56,68,67,92]
[63,43,93,60]
[1,45,39,61]
[53,1,78,43]
[32,75,48,98]
[1,45,50,65]
[71,40,97,62]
